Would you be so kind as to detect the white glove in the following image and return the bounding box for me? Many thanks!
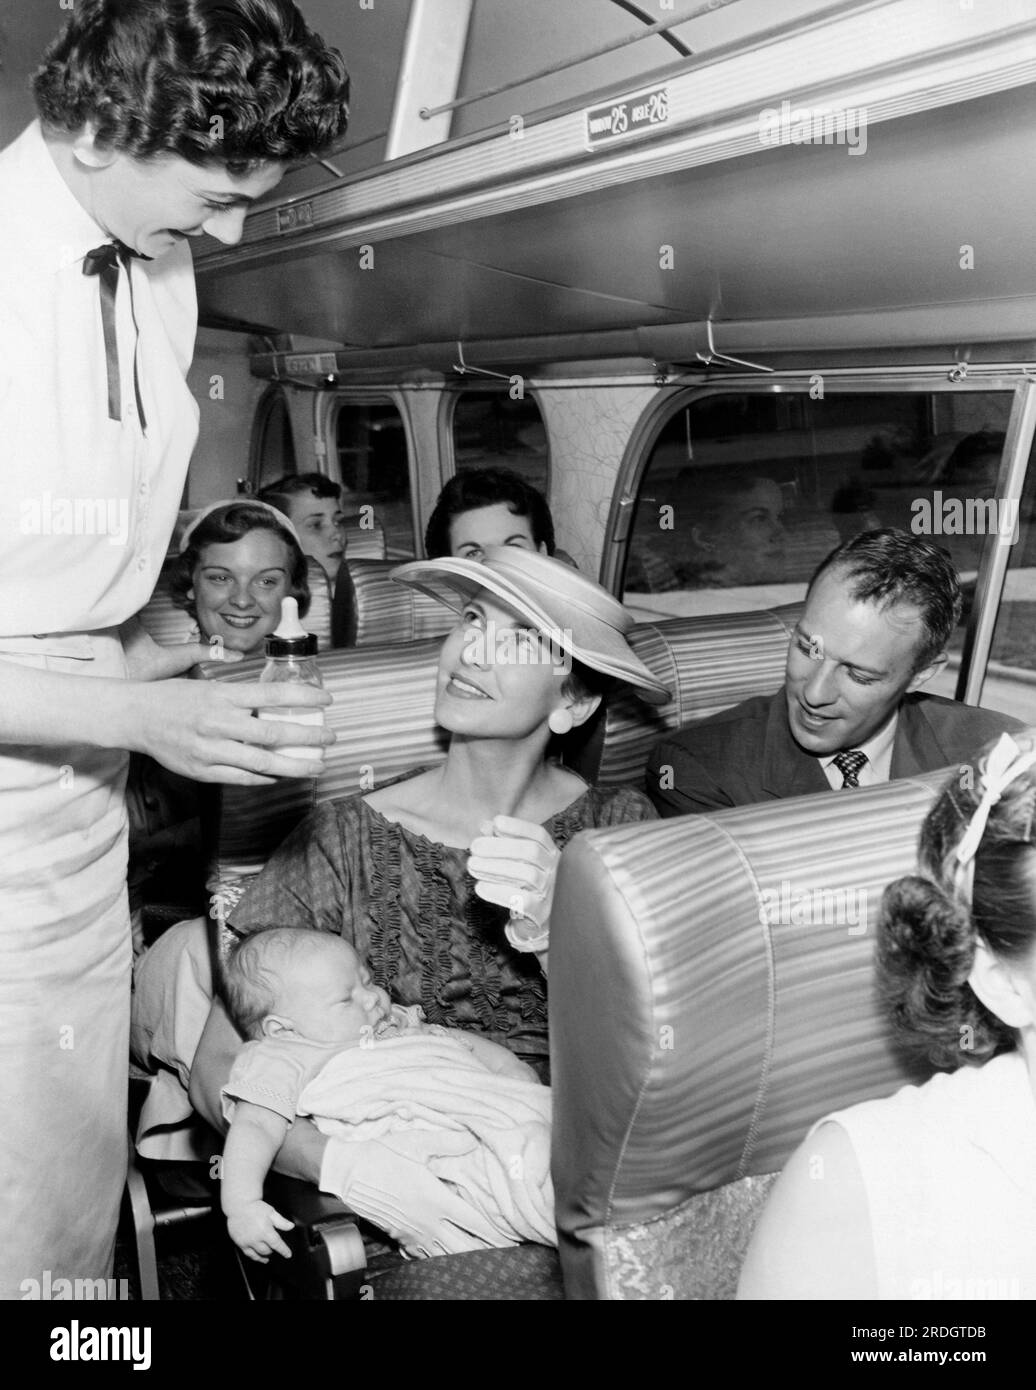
[319,1137,501,1258]
[468,815,560,953]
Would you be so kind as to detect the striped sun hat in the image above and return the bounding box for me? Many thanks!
[390,546,671,704]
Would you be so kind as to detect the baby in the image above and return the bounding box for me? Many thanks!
[219,925,554,1263]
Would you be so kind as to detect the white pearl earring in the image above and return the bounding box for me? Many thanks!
[548,708,574,736]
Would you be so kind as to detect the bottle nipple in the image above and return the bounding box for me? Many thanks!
[273,596,308,639]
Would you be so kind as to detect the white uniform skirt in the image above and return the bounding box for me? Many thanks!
[0,631,130,1299]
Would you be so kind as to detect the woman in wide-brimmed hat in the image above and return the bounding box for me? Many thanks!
[185,547,668,1256]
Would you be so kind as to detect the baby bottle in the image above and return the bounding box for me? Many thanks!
[257,597,325,765]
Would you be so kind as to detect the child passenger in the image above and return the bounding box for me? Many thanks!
[219,926,555,1263]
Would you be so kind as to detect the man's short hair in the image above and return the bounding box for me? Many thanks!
[424,467,555,558]
[32,0,349,170]
[259,473,341,515]
[808,528,963,670]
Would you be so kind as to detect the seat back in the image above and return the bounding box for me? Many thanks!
[135,562,198,647]
[341,513,386,560]
[576,603,802,785]
[333,559,456,648]
[549,771,951,1299]
[136,556,333,652]
[201,640,448,902]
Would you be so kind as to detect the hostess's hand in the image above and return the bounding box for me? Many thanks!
[125,678,334,785]
[468,815,559,952]
[120,616,241,681]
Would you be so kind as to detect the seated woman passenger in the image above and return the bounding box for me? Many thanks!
[739,732,1036,1300]
[677,466,788,588]
[170,499,311,657]
[259,473,347,582]
[424,466,555,560]
[135,548,667,1251]
[128,501,311,938]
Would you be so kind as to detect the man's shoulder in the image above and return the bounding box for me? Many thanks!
[656,692,779,755]
[906,692,1024,740]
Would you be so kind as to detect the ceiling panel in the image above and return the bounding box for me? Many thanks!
[196,83,1036,348]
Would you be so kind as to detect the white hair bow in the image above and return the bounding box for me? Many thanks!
[953,733,1036,896]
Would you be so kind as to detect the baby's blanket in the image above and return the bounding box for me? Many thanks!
[298,1033,555,1248]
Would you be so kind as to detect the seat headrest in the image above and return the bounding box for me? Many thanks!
[550,771,949,1296]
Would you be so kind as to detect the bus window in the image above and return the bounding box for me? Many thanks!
[334,400,415,559]
[983,433,1036,724]
[620,389,1014,668]
[450,391,549,496]
[249,386,297,491]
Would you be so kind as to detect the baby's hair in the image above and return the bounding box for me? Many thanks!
[878,739,1036,1069]
[223,925,334,1039]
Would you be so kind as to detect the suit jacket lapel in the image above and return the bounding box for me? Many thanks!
[890,696,945,778]
[761,689,831,799]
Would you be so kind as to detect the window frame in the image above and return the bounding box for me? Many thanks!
[438,384,552,496]
[606,372,1036,708]
[321,388,420,560]
[248,384,298,492]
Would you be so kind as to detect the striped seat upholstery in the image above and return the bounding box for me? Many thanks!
[136,557,333,651]
[202,640,448,904]
[341,514,386,560]
[550,771,954,1299]
[334,559,456,648]
[587,603,803,786]
[135,563,198,647]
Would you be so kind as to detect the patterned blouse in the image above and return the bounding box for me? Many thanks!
[230,777,656,1075]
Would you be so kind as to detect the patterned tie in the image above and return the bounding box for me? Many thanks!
[832,749,868,788]
[82,242,148,430]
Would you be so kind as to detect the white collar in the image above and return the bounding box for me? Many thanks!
[4,121,111,272]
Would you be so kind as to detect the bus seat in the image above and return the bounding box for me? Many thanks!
[135,556,334,653]
[201,639,448,905]
[577,603,803,786]
[549,768,953,1299]
[331,558,455,648]
[341,513,386,560]
[135,561,198,647]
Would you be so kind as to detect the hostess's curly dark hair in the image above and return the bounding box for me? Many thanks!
[878,736,1036,1069]
[32,0,349,170]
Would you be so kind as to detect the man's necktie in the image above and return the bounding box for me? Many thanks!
[82,242,147,430]
[832,749,868,788]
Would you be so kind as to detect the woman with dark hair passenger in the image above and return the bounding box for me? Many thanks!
[740,733,1036,1300]
[126,502,313,930]
[134,549,668,1256]
[0,0,347,1296]
[259,474,347,581]
[425,467,556,560]
[170,501,311,657]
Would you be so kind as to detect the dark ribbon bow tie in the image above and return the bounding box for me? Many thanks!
[82,241,148,428]
[83,241,151,272]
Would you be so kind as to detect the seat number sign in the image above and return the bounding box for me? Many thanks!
[585,86,669,147]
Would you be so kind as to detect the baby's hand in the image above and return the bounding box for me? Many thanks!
[225,1200,294,1264]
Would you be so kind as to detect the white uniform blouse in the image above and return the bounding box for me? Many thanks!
[0,120,200,1295]
[0,120,199,638]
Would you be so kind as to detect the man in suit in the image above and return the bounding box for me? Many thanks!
[647,529,1023,816]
